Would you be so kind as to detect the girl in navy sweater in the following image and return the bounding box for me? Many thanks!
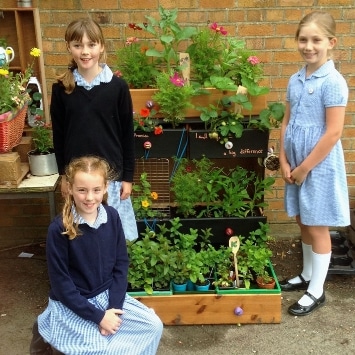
[30,156,162,354]
[51,18,138,241]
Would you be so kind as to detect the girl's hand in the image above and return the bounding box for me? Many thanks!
[290,165,308,186]
[99,308,124,336]
[120,181,132,200]
[280,161,294,184]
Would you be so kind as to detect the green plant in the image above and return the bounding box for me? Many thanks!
[114,24,157,88]
[152,71,195,127]
[126,231,174,294]
[132,172,166,220]
[142,6,197,72]
[31,118,54,154]
[168,218,204,284]
[238,222,274,286]
[0,47,40,115]
[170,157,275,218]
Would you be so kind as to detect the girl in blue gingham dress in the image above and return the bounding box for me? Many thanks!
[30,156,163,354]
[279,11,350,317]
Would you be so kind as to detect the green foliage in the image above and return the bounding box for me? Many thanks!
[170,157,275,218]
[152,71,195,127]
[114,42,157,89]
[142,6,197,72]
[255,102,286,130]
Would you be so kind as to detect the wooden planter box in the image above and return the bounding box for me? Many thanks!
[130,88,266,118]
[133,263,281,325]
[137,216,267,248]
[189,128,270,159]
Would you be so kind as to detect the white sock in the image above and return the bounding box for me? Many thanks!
[288,242,312,284]
[298,251,331,307]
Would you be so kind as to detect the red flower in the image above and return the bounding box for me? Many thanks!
[128,23,142,31]
[154,125,163,135]
[140,108,150,118]
[113,70,122,77]
[169,72,185,87]
[210,22,227,35]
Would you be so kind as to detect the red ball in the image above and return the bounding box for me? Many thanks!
[225,227,234,236]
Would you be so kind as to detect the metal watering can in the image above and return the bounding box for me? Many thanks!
[0,46,15,66]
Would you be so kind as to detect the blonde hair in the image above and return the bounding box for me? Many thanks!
[57,18,107,94]
[62,156,115,240]
[295,11,336,40]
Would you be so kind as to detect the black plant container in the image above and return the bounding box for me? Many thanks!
[136,216,267,248]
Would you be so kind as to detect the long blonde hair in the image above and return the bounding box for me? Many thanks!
[57,18,107,94]
[62,156,114,240]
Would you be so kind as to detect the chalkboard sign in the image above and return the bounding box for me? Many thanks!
[189,129,269,159]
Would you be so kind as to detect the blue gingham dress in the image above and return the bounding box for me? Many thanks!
[74,66,138,241]
[284,60,350,226]
[38,206,162,354]
[38,292,163,355]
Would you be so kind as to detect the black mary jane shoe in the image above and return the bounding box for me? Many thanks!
[288,291,325,316]
[279,274,310,291]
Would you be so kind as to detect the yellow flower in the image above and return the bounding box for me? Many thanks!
[30,47,41,57]
[5,48,12,55]
[141,200,150,208]
[151,192,158,200]
[0,69,9,76]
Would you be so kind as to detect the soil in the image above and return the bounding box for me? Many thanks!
[1,237,355,354]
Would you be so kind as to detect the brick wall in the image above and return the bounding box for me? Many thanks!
[2,0,355,242]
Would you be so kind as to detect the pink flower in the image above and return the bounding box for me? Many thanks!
[126,37,138,45]
[169,72,185,87]
[210,22,227,35]
[247,56,260,65]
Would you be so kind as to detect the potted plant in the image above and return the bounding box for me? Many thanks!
[238,222,275,289]
[27,112,58,176]
[126,230,174,295]
[0,47,40,153]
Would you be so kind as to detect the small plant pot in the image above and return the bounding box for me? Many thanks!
[195,279,211,292]
[256,276,276,289]
[186,279,195,291]
[172,282,187,292]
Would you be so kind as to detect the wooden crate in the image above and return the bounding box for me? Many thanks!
[135,292,281,325]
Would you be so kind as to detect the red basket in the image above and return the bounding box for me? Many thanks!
[0,104,27,153]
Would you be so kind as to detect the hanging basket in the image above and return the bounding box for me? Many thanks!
[0,104,27,153]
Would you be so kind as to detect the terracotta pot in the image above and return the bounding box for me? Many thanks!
[256,276,276,289]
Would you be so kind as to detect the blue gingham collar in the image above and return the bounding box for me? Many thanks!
[298,60,334,80]
[73,64,113,90]
[72,203,108,229]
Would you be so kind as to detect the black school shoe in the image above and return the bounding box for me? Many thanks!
[279,274,310,291]
[288,291,325,316]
